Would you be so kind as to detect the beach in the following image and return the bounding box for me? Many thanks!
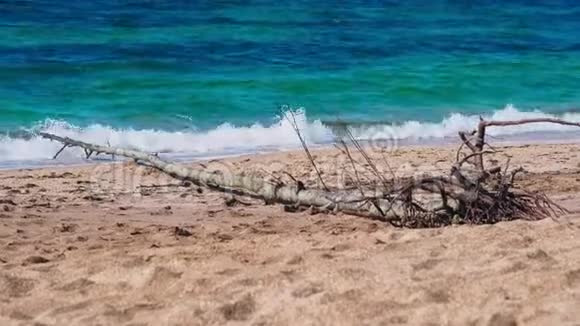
[3,0,580,324]
[1,142,580,325]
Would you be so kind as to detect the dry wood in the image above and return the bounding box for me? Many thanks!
[40,116,578,228]
[39,132,399,222]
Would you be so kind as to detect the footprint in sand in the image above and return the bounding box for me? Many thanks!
[526,249,556,264]
[279,270,300,282]
[22,255,50,266]
[291,282,324,298]
[565,269,580,287]
[0,274,36,298]
[56,278,96,292]
[331,243,352,252]
[423,288,451,304]
[488,313,518,326]
[236,278,259,287]
[50,301,93,316]
[502,261,528,274]
[286,255,304,265]
[219,294,256,321]
[102,303,162,324]
[338,267,372,281]
[319,289,365,305]
[412,258,442,272]
[8,310,33,321]
[215,268,240,276]
[147,266,183,290]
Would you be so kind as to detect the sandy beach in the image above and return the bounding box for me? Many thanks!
[1,142,580,325]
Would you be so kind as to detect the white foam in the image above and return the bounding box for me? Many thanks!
[0,108,333,163]
[1,105,580,166]
[348,104,580,140]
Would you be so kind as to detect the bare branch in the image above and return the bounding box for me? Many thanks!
[40,132,402,223]
[339,140,366,197]
[484,118,580,128]
[345,128,391,191]
[282,109,329,191]
[53,144,69,159]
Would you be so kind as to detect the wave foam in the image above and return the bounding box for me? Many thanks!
[1,105,580,166]
[0,109,333,163]
[348,105,580,140]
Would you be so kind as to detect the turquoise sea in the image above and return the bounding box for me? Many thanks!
[1,1,580,166]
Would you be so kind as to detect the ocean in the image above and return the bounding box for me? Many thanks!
[1,1,580,167]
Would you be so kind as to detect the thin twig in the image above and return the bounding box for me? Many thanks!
[340,140,366,197]
[53,144,69,159]
[345,128,390,190]
[283,109,329,191]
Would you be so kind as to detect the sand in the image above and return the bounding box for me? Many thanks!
[1,142,580,325]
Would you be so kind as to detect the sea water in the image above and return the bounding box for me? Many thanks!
[1,1,580,167]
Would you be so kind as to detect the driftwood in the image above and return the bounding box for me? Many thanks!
[39,117,576,228]
[39,133,398,221]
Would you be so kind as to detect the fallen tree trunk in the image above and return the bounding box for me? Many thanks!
[39,132,399,221]
[40,114,573,228]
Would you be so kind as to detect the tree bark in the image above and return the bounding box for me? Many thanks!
[39,132,402,221]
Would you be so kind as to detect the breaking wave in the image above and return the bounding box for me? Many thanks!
[1,105,580,167]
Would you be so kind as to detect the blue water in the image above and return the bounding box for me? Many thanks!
[1,1,580,165]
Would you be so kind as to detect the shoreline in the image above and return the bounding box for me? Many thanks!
[2,129,580,172]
